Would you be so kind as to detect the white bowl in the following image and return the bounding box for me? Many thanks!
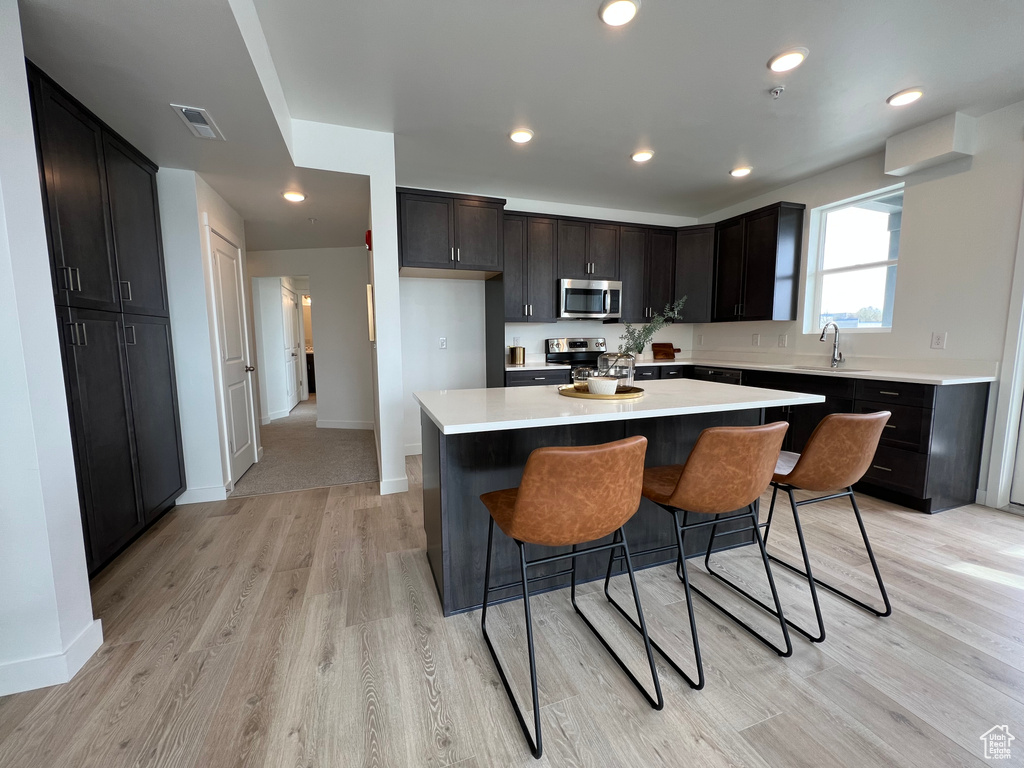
[587,376,619,395]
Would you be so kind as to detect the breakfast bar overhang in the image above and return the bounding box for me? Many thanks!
[415,379,825,615]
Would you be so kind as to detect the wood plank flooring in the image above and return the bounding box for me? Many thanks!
[3,457,1024,767]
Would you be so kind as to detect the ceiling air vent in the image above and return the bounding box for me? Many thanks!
[170,104,225,140]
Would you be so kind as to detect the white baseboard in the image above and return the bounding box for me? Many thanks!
[257,446,264,461]
[176,485,228,505]
[268,409,291,421]
[405,442,422,456]
[0,619,103,696]
[379,475,409,495]
[261,416,272,425]
[316,419,375,430]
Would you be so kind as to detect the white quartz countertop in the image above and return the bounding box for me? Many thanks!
[504,358,996,385]
[415,379,825,435]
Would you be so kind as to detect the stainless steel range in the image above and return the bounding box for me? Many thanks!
[546,337,607,371]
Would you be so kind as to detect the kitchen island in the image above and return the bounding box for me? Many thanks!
[415,379,824,615]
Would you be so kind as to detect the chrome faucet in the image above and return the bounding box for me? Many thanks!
[819,322,844,368]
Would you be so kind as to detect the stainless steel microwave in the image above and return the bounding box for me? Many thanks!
[559,279,622,320]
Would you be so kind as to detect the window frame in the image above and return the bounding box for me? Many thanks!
[804,183,905,335]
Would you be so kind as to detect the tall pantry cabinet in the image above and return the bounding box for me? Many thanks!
[27,62,185,575]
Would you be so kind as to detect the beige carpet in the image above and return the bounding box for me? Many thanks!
[231,396,379,497]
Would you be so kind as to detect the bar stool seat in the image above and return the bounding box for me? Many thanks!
[763,411,894,643]
[640,465,685,504]
[479,436,663,760]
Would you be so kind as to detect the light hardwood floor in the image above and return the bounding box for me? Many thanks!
[2,456,1024,767]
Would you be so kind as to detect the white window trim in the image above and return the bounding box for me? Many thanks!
[803,183,905,335]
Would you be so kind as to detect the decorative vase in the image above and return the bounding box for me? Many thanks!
[597,352,636,392]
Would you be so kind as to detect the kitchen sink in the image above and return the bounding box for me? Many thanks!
[793,366,868,372]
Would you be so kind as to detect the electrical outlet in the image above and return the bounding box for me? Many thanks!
[751,333,760,346]
[512,336,521,347]
[778,334,788,348]
[697,334,704,346]
[439,337,447,349]
[930,331,947,350]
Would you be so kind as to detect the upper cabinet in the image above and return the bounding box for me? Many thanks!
[588,223,620,280]
[646,229,675,317]
[712,202,804,323]
[674,224,715,324]
[398,188,504,272]
[503,216,557,322]
[618,227,647,322]
[29,64,170,318]
[557,220,620,280]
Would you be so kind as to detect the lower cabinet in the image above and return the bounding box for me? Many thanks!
[505,369,572,387]
[744,370,989,514]
[60,308,185,573]
[60,307,144,568]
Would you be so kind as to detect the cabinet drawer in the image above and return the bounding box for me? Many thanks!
[861,445,928,496]
[856,380,935,409]
[505,369,571,387]
[855,400,932,453]
[634,366,660,381]
[660,366,687,379]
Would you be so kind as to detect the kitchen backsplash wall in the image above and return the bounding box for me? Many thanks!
[505,320,694,358]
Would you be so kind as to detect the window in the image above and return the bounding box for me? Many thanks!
[806,186,903,332]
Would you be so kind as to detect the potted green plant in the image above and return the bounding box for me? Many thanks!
[598,297,687,390]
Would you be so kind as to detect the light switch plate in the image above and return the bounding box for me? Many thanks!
[930,331,947,350]
[751,333,760,346]
[439,337,447,349]
[512,336,521,347]
[778,334,788,348]
[697,334,704,346]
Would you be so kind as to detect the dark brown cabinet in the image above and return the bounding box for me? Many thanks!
[712,202,804,323]
[398,189,504,272]
[33,77,120,312]
[588,223,620,279]
[557,219,590,279]
[30,62,184,574]
[59,307,143,566]
[646,230,675,317]
[674,224,715,323]
[502,215,557,322]
[504,369,571,387]
[618,227,647,322]
[104,135,170,316]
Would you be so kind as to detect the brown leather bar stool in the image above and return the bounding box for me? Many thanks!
[756,411,893,643]
[479,436,662,760]
[604,422,791,691]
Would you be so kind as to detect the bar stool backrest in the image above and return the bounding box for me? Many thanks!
[667,422,788,514]
[512,436,648,546]
[780,411,890,492]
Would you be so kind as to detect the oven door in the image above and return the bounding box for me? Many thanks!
[559,279,622,319]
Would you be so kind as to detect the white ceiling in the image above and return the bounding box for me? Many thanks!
[18,0,1024,233]
[253,0,1024,217]
[19,0,370,250]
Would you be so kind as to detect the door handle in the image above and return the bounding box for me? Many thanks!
[291,352,298,357]
[121,280,132,301]
[603,290,610,313]
[124,325,136,345]
[245,365,255,372]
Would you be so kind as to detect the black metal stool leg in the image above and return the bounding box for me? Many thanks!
[572,531,664,709]
[480,521,543,758]
[603,512,705,690]
[693,506,793,657]
[765,486,892,618]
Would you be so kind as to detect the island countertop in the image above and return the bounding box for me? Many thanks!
[414,379,825,435]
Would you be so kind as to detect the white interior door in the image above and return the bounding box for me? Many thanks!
[211,230,256,484]
[282,285,301,410]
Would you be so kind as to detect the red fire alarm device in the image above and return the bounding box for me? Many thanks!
[365,230,372,251]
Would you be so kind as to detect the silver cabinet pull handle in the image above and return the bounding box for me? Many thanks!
[872,465,892,472]
[533,377,546,381]
[884,424,896,430]
[523,304,528,317]
[450,247,454,262]
[121,280,132,301]
[879,390,900,396]
[457,247,460,262]
[58,266,73,291]
[529,304,533,316]
[76,322,87,346]
[124,325,136,345]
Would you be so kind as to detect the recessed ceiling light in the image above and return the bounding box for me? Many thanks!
[886,87,924,107]
[730,166,752,178]
[631,149,654,163]
[509,129,534,144]
[283,191,306,202]
[599,0,639,27]
[768,48,809,73]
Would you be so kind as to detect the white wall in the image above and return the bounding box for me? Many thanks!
[248,248,374,430]
[400,278,487,454]
[0,0,101,695]
[693,101,1024,374]
[290,120,407,493]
